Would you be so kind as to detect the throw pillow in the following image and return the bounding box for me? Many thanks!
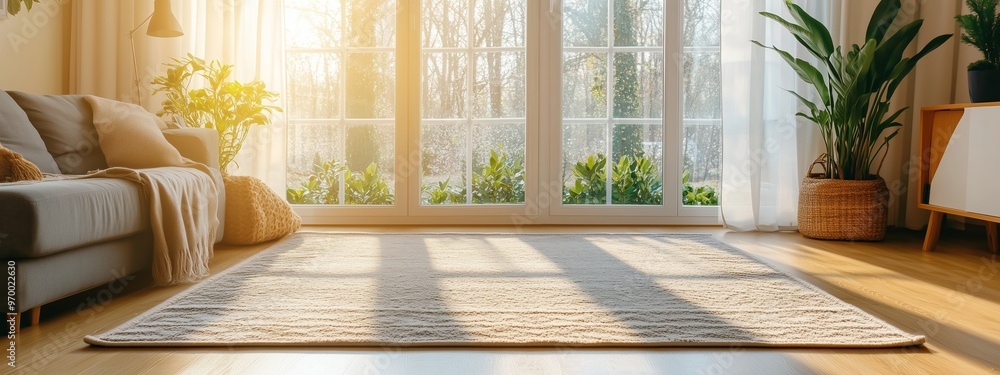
[222,175,301,245]
[0,91,61,174]
[6,91,108,175]
[0,146,44,182]
[84,96,186,169]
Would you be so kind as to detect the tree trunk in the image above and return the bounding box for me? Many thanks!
[613,0,643,159]
[345,0,381,172]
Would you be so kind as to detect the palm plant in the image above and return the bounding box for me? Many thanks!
[956,0,1000,70]
[755,0,951,180]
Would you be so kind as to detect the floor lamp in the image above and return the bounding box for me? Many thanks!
[129,0,183,106]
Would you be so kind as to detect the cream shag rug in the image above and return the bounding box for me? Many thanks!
[86,233,924,348]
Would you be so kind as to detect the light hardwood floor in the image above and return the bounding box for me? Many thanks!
[12,226,1000,375]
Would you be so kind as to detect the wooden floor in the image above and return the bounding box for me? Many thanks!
[12,226,1000,375]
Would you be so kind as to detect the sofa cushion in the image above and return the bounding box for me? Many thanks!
[0,178,148,259]
[0,91,61,174]
[6,91,108,175]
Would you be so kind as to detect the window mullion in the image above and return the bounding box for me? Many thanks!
[338,0,348,206]
[604,0,614,205]
[465,0,475,204]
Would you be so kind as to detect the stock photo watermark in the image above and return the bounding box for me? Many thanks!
[5,255,16,369]
[5,0,67,54]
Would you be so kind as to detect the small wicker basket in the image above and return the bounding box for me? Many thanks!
[797,156,890,241]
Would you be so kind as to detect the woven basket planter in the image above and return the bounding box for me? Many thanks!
[798,177,890,241]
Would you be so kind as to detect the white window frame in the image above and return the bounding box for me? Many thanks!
[290,0,720,225]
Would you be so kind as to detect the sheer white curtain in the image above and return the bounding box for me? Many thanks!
[720,0,827,231]
[69,0,287,191]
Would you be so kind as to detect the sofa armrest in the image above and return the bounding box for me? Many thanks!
[163,128,220,169]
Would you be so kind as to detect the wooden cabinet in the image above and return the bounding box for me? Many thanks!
[919,103,1000,253]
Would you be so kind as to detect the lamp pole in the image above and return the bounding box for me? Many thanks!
[128,14,155,107]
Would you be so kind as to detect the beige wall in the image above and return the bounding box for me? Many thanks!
[0,0,71,94]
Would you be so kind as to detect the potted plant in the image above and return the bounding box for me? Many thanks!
[757,0,951,241]
[956,0,1000,103]
[152,53,282,174]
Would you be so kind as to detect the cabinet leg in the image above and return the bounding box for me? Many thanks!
[923,212,945,252]
[988,222,999,254]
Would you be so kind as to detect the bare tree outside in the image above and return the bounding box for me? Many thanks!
[420,0,527,205]
[283,0,720,207]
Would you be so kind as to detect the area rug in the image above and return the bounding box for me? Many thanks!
[85,233,924,348]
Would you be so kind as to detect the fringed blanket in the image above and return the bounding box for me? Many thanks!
[86,165,219,285]
[83,95,220,286]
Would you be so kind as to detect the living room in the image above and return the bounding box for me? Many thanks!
[1,0,999,374]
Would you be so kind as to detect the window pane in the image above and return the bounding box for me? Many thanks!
[346,53,395,119]
[563,53,608,119]
[614,0,664,47]
[563,0,665,207]
[562,123,608,205]
[563,0,608,47]
[345,124,395,205]
[682,123,721,206]
[613,52,663,118]
[474,0,527,47]
[474,52,526,118]
[472,123,526,204]
[421,0,526,206]
[285,1,398,207]
[287,52,340,119]
[421,123,468,205]
[422,0,470,48]
[423,53,469,119]
[683,52,721,119]
[285,0,341,48]
[683,0,721,47]
[682,0,721,207]
[286,123,342,205]
[345,0,395,47]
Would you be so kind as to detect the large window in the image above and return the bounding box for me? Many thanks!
[282,0,721,223]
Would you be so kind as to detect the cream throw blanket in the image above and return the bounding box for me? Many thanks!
[84,96,219,285]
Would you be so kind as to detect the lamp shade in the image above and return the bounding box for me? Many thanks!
[146,0,183,38]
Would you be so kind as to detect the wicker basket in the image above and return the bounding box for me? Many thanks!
[797,158,890,241]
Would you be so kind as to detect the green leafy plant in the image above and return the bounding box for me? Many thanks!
[682,170,719,206]
[563,153,718,206]
[957,0,1000,70]
[286,161,345,204]
[563,154,608,204]
[6,0,38,16]
[969,59,998,71]
[419,147,525,205]
[152,54,282,173]
[422,179,466,205]
[286,161,394,205]
[756,0,951,180]
[344,163,395,205]
[611,155,663,205]
[472,149,525,204]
